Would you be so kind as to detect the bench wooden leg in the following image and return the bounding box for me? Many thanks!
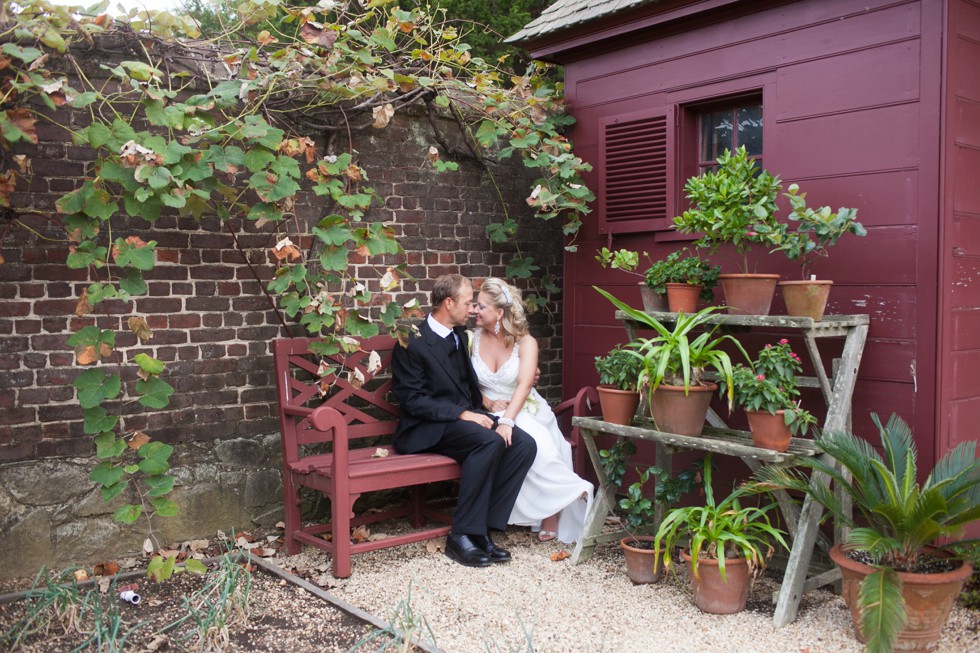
[282,472,303,556]
[409,486,425,527]
[331,496,355,578]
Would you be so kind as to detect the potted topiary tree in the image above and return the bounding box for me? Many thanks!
[765,184,866,320]
[594,287,749,436]
[672,146,785,315]
[653,453,789,614]
[594,345,643,425]
[749,413,979,652]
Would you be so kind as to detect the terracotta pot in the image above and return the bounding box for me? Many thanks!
[718,273,780,315]
[596,385,640,426]
[681,550,750,614]
[665,282,702,314]
[745,409,792,452]
[831,544,973,652]
[779,279,833,321]
[620,536,663,584]
[649,383,716,436]
[639,284,668,312]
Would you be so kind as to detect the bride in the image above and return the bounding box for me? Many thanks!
[470,277,593,543]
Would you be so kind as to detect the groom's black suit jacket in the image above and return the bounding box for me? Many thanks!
[391,319,485,453]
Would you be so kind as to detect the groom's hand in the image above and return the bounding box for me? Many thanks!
[459,410,494,430]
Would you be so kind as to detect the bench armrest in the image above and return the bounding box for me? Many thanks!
[309,404,351,473]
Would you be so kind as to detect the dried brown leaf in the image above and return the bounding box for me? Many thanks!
[128,316,153,342]
[6,108,37,144]
[351,525,370,543]
[550,550,571,562]
[75,288,93,317]
[300,23,338,49]
[76,345,99,365]
[128,431,150,450]
[372,103,395,129]
[426,539,445,554]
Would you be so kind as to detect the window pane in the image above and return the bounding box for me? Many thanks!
[700,110,733,163]
[736,106,763,156]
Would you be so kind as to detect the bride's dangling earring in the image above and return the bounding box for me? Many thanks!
[494,319,501,335]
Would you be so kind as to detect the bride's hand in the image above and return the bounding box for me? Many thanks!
[484,399,508,413]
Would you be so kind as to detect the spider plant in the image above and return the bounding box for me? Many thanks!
[652,453,788,580]
[593,287,749,409]
[749,413,980,653]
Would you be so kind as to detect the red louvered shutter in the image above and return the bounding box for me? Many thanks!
[599,106,675,235]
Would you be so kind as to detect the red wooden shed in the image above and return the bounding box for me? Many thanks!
[509,0,980,477]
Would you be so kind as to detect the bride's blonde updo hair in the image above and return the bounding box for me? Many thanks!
[480,277,528,347]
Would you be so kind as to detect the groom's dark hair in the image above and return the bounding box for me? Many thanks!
[431,274,470,308]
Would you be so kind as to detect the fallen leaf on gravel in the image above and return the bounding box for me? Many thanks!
[426,539,445,553]
[93,561,120,576]
[252,547,277,557]
[320,533,333,542]
[185,539,210,552]
[550,551,571,562]
[276,521,285,529]
[158,549,181,559]
[74,569,88,581]
[351,525,370,543]
[143,539,154,555]
[266,535,280,543]
[97,577,111,594]
[367,533,388,541]
[146,634,169,651]
[118,557,139,569]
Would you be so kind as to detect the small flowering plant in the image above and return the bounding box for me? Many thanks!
[720,340,816,436]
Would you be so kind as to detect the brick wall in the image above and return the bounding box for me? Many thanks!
[0,49,565,574]
[0,111,564,465]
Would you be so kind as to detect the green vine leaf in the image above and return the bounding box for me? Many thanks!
[113,238,156,270]
[137,441,174,476]
[133,353,165,375]
[73,369,122,408]
[114,504,143,524]
[100,480,128,503]
[90,461,124,488]
[119,268,149,297]
[150,497,179,517]
[94,432,126,459]
[135,377,174,409]
[145,474,176,497]
[83,406,119,435]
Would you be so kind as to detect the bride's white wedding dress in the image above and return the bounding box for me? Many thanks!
[470,328,593,544]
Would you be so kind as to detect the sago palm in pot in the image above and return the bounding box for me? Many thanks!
[749,413,979,653]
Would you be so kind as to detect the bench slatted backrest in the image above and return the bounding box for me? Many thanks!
[274,335,401,461]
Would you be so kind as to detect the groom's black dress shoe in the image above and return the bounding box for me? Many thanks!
[471,534,512,563]
[445,533,492,568]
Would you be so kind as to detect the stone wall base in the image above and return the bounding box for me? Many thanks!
[0,434,286,578]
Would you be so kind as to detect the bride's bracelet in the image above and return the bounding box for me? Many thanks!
[497,417,515,427]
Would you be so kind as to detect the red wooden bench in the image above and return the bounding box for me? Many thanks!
[273,334,598,578]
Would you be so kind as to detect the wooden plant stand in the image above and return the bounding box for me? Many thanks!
[571,312,869,627]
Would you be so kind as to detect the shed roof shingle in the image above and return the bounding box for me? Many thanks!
[506,0,657,43]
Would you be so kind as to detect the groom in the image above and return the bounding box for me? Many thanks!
[391,274,536,568]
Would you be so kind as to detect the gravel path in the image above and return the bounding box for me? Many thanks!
[277,529,980,653]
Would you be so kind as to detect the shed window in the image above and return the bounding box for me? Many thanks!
[697,101,763,172]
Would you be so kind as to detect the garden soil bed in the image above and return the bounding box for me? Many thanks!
[0,557,390,652]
